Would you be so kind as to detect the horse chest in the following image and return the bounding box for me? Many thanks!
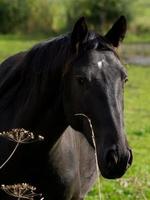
[48,126,97,199]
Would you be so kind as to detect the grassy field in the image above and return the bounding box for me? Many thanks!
[125,0,150,43]
[0,34,43,62]
[0,37,150,200]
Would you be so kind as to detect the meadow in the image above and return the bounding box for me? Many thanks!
[124,0,150,43]
[0,36,150,200]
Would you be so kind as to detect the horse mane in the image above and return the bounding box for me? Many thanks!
[0,32,115,113]
[19,31,115,77]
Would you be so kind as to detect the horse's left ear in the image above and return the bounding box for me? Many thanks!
[105,16,127,47]
[71,17,88,52]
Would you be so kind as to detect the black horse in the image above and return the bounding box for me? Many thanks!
[0,16,132,199]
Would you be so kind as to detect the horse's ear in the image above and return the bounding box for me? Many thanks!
[71,17,88,52]
[105,16,127,47]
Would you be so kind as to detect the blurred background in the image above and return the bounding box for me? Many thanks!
[0,0,149,65]
[0,0,135,34]
[0,0,150,199]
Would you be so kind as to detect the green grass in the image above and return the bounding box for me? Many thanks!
[0,34,45,62]
[125,33,150,43]
[86,66,150,200]
[132,0,150,30]
[126,0,150,43]
[0,36,150,199]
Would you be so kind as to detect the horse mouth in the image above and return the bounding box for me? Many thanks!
[99,148,133,179]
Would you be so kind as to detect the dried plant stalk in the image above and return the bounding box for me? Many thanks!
[1,183,43,200]
[75,113,102,200]
[0,128,44,170]
[0,129,44,144]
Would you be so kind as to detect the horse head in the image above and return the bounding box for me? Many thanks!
[63,16,132,179]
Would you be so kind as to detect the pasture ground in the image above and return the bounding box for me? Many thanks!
[0,37,150,200]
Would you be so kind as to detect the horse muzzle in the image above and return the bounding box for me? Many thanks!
[99,146,133,179]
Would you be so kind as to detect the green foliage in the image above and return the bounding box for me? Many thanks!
[0,0,132,34]
[59,0,132,33]
[25,0,53,34]
[130,0,150,34]
[0,0,29,33]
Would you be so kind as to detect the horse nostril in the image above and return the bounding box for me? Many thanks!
[106,149,118,168]
[126,148,133,169]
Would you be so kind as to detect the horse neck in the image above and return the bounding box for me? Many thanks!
[14,73,68,148]
[15,38,70,147]
[36,95,68,148]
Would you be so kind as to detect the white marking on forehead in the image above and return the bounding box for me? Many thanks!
[97,59,105,69]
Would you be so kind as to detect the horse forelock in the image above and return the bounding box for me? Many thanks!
[62,31,119,76]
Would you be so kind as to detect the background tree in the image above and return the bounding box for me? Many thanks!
[0,0,133,34]
[0,0,28,33]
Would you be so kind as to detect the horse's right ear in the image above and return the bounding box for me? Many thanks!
[105,16,127,47]
[71,17,88,52]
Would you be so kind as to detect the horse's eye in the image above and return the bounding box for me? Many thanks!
[76,77,86,85]
[121,72,128,83]
[123,75,128,83]
[124,77,128,83]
